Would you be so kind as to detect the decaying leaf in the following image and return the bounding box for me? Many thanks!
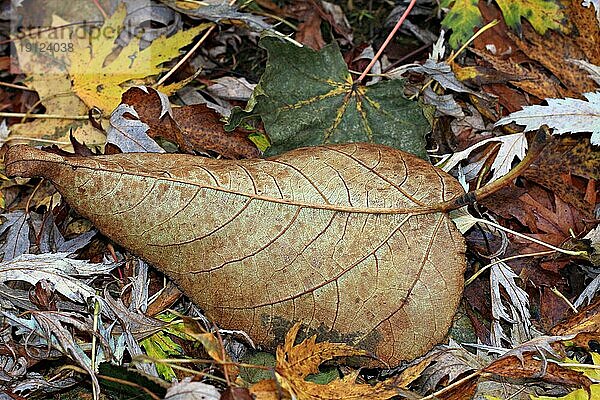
[490,260,532,346]
[112,87,260,158]
[227,37,429,159]
[495,92,600,145]
[164,378,220,400]
[4,143,466,365]
[495,0,564,35]
[0,252,118,304]
[251,323,399,400]
[441,0,482,49]
[0,211,30,261]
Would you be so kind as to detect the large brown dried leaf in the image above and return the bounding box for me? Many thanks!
[4,143,466,364]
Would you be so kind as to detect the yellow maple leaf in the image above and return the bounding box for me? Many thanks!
[69,5,212,113]
[250,323,399,400]
[10,16,104,147]
[9,5,210,150]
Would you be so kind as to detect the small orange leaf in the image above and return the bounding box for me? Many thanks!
[251,323,400,400]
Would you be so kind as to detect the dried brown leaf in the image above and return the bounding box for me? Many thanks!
[484,351,592,390]
[118,87,260,159]
[4,143,466,364]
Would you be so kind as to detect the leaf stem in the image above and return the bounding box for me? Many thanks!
[0,82,36,91]
[356,0,417,83]
[437,127,549,212]
[471,218,587,257]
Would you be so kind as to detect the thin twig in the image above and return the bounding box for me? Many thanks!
[0,82,36,91]
[465,251,555,286]
[91,0,108,19]
[0,112,89,120]
[25,179,44,213]
[155,24,216,88]
[356,0,417,83]
[473,218,587,257]
[550,287,579,313]
[61,365,161,400]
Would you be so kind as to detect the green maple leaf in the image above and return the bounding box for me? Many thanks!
[495,0,564,35]
[227,37,429,159]
[441,0,483,49]
[440,0,564,49]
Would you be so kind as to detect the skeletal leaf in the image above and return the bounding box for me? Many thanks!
[4,143,466,364]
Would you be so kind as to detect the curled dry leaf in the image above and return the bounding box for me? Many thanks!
[4,143,466,365]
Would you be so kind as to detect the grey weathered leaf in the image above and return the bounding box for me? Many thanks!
[160,0,272,32]
[107,103,165,153]
[490,260,532,346]
[0,211,30,261]
[0,252,118,303]
[570,59,600,85]
[206,77,256,102]
[422,87,464,118]
[164,378,220,400]
[2,311,100,394]
[419,341,486,393]
[11,372,80,398]
[116,1,182,50]
[39,212,65,253]
[408,59,478,95]
[437,132,528,183]
[58,229,97,254]
[0,355,27,383]
[495,92,600,145]
[0,120,9,147]
[574,273,600,308]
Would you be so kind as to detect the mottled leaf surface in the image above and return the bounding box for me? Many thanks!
[5,144,466,364]
[228,37,429,159]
